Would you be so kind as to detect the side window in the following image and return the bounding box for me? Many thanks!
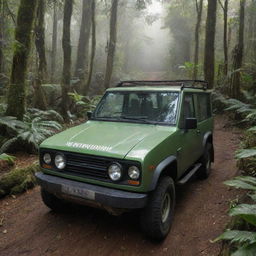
[196,94,211,122]
[183,94,195,119]
[180,93,195,128]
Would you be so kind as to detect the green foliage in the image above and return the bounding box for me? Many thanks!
[214,230,256,245]
[236,149,256,159]
[0,109,63,153]
[0,163,39,198]
[68,91,102,118]
[216,176,256,255]
[0,153,16,165]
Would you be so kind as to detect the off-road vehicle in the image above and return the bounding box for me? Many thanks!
[36,80,214,240]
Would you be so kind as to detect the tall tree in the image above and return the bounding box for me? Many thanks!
[84,0,96,95]
[103,0,118,89]
[50,0,58,83]
[6,0,38,120]
[204,0,217,89]
[74,0,92,80]
[218,0,229,75]
[34,0,47,110]
[0,0,3,73]
[35,0,47,80]
[61,0,73,120]
[230,0,246,99]
[193,0,203,80]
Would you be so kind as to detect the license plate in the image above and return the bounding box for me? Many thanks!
[61,185,95,200]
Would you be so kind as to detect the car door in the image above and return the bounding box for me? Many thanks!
[177,92,201,173]
[195,93,213,156]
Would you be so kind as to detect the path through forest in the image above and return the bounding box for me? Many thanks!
[0,116,242,256]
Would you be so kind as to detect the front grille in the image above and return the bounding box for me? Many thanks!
[64,152,111,180]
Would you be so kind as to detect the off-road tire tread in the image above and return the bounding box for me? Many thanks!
[140,176,175,241]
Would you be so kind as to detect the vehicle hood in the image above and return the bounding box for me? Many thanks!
[40,121,176,159]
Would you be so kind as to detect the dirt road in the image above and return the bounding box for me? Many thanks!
[0,116,242,256]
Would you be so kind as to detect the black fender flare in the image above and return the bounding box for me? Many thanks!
[203,131,214,162]
[148,155,177,191]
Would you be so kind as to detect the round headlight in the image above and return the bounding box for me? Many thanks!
[54,154,66,170]
[128,166,140,180]
[43,153,51,164]
[108,163,122,181]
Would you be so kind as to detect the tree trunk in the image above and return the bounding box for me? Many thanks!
[230,0,246,99]
[51,1,58,83]
[34,0,47,110]
[223,0,229,75]
[103,0,118,89]
[193,0,203,80]
[6,0,38,120]
[0,0,3,73]
[35,0,47,80]
[61,0,73,120]
[204,0,217,89]
[84,0,96,95]
[74,0,92,80]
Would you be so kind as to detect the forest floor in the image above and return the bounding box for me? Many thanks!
[0,115,243,256]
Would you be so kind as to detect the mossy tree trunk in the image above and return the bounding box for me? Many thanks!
[61,0,73,120]
[193,0,203,80]
[84,0,96,95]
[34,0,47,110]
[50,1,58,83]
[103,0,118,89]
[74,0,92,82]
[230,0,246,99]
[204,0,217,89]
[5,0,38,120]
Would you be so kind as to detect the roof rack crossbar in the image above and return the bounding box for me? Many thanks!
[116,80,208,90]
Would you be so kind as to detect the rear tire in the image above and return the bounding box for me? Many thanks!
[41,188,68,212]
[140,176,175,241]
[197,143,213,179]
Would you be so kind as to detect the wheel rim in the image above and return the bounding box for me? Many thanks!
[161,193,171,223]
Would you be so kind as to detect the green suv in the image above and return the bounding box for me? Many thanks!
[36,80,214,240]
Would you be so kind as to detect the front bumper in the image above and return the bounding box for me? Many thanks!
[36,172,148,209]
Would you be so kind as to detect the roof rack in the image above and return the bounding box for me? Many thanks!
[116,80,208,90]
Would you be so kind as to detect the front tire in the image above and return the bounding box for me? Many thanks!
[41,188,68,212]
[140,176,175,241]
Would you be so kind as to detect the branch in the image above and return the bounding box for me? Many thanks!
[218,0,225,11]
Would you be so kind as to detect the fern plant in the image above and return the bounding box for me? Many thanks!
[68,91,102,118]
[0,112,62,153]
[214,176,256,255]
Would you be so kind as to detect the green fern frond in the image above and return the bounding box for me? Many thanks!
[214,230,256,245]
[229,204,256,226]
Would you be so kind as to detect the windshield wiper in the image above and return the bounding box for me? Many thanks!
[120,116,156,124]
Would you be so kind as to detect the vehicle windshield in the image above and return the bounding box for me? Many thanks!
[93,91,180,125]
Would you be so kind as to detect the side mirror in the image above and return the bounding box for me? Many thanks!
[185,118,197,130]
[87,111,92,120]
